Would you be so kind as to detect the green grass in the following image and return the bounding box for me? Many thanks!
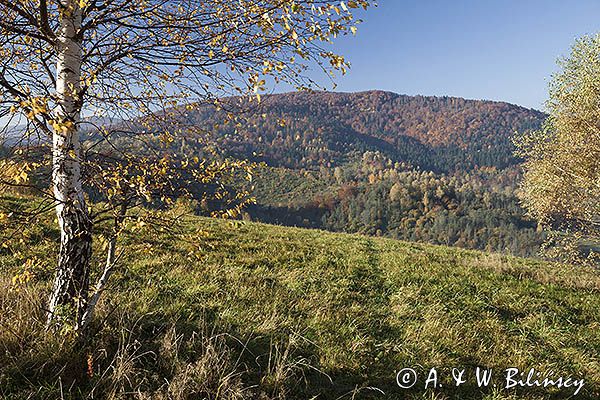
[1,196,599,399]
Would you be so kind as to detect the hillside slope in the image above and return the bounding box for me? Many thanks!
[2,201,599,399]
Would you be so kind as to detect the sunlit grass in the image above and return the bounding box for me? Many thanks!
[1,195,599,399]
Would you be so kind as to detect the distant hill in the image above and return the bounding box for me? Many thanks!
[169,91,548,256]
[183,90,546,172]
[2,116,123,147]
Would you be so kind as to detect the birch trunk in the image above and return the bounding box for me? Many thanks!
[47,0,92,330]
[80,202,128,331]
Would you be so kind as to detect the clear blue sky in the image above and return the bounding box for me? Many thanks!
[320,0,600,110]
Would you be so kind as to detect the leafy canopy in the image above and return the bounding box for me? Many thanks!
[515,33,600,264]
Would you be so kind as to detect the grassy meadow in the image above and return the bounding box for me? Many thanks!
[1,195,599,399]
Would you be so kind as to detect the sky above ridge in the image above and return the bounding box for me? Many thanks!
[314,0,600,110]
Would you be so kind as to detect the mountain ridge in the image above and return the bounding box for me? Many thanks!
[185,89,547,172]
[264,89,544,112]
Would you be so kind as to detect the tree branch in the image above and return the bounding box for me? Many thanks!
[38,0,57,44]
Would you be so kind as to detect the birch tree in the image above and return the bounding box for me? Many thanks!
[515,33,600,266]
[0,0,372,333]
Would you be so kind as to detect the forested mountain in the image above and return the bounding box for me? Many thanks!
[172,91,547,257]
[185,90,546,172]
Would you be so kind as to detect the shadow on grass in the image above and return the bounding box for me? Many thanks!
[1,279,598,400]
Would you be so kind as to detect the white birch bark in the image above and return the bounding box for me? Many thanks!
[79,236,116,329]
[80,202,127,330]
[47,0,92,329]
